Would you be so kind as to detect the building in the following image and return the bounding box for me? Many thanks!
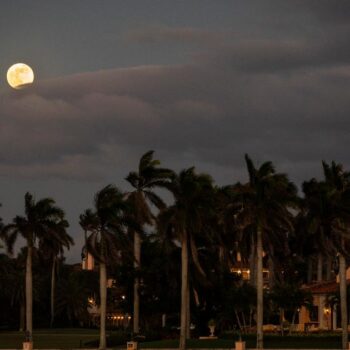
[297,267,350,332]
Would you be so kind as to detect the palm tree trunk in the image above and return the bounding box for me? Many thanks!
[99,262,107,350]
[26,242,33,339]
[256,228,263,350]
[179,230,188,350]
[339,252,348,350]
[50,256,56,328]
[133,231,141,335]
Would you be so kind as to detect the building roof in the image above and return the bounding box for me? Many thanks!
[301,280,341,294]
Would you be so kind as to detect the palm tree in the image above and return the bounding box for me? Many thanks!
[3,192,65,340]
[125,150,173,335]
[234,155,297,349]
[157,168,215,350]
[81,185,133,350]
[38,218,73,327]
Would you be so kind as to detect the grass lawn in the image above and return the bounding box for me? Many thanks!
[0,330,343,349]
[0,329,100,349]
[140,335,342,349]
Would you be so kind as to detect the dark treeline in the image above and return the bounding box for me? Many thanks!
[1,152,350,350]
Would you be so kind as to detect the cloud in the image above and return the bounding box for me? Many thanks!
[1,25,350,189]
[280,1,350,23]
[197,34,350,74]
[123,26,231,46]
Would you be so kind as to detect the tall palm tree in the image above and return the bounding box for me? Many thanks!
[4,193,65,340]
[234,155,297,349]
[39,218,73,327]
[125,150,173,335]
[81,185,133,350]
[157,168,215,350]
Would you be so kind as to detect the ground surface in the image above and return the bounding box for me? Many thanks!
[140,336,342,349]
[0,329,344,349]
[0,329,99,349]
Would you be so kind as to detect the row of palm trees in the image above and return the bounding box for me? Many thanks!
[78,152,350,350]
[1,152,350,350]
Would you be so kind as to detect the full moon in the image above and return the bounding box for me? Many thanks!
[7,63,34,89]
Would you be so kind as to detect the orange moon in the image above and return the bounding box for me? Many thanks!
[7,63,34,89]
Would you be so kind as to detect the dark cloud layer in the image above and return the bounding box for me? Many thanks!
[1,33,350,185]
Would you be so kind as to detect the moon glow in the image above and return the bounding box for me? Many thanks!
[7,63,34,89]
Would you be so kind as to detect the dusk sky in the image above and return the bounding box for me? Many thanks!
[1,1,350,262]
